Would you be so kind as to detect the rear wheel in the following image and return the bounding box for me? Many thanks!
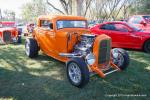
[112,48,129,70]
[144,40,150,53]
[66,58,89,88]
[25,38,39,58]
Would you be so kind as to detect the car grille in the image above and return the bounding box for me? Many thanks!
[98,40,111,64]
[3,31,11,43]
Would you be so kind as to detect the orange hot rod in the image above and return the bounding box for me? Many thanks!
[25,15,130,88]
[0,21,21,44]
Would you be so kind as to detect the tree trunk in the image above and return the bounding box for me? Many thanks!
[76,0,83,16]
[0,9,2,21]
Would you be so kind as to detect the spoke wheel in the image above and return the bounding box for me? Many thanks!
[112,49,124,67]
[68,62,81,84]
[112,48,129,70]
[66,58,89,88]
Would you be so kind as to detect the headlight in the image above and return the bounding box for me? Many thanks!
[85,53,95,65]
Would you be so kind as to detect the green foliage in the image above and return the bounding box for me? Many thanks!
[2,9,15,21]
[21,0,47,22]
[129,0,150,15]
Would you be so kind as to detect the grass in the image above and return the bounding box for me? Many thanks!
[0,43,150,100]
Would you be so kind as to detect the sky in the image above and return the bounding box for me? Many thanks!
[0,0,32,17]
[0,0,61,18]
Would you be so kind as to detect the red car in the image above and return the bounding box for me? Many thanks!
[0,21,21,44]
[90,21,150,53]
[128,15,150,32]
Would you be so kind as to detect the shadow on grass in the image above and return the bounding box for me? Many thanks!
[0,67,66,100]
[0,45,64,72]
[0,45,68,100]
[87,55,150,99]
[0,45,149,100]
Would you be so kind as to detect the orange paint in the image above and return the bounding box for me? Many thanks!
[32,15,120,78]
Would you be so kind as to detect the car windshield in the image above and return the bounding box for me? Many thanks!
[57,20,87,29]
[127,23,143,32]
[143,16,150,23]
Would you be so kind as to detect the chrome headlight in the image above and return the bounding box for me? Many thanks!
[85,53,95,65]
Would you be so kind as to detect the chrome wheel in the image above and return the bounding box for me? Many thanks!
[112,49,124,67]
[68,62,81,84]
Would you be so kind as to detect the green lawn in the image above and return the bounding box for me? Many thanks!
[0,44,150,100]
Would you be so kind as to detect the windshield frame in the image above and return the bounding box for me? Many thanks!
[56,20,88,30]
[127,23,142,32]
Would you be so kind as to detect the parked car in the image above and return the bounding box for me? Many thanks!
[0,21,21,44]
[16,23,24,33]
[25,15,129,88]
[90,21,150,53]
[88,20,103,28]
[23,23,35,36]
[27,23,35,33]
[128,15,150,32]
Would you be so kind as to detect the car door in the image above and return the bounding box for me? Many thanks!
[108,23,132,48]
[109,23,142,49]
[99,23,129,48]
[37,20,55,54]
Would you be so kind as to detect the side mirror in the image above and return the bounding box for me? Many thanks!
[49,23,53,29]
[140,21,146,26]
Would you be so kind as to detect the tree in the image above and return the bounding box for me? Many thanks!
[89,0,135,21]
[21,0,48,22]
[129,0,150,15]
[2,9,15,21]
[0,9,2,21]
[46,0,93,16]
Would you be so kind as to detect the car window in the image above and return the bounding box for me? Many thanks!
[131,16,142,24]
[56,20,87,29]
[127,23,142,32]
[114,24,128,32]
[40,20,52,30]
[100,24,116,30]
[143,16,150,23]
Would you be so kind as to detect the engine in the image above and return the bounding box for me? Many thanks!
[59,33,111,67]
[59,34,96,58]
[73,34,96,56]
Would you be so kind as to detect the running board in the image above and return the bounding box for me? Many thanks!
[104,69,119,76]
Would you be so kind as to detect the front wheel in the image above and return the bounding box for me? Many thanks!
[111,48,129,70]
[66,58,89,88]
